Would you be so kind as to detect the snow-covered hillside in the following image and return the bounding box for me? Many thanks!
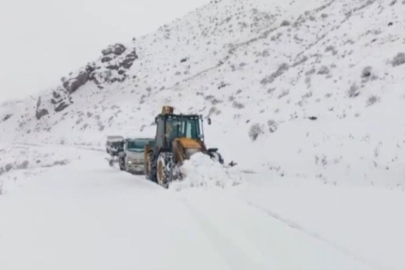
[1,0,405,186]
[2,1,405,269]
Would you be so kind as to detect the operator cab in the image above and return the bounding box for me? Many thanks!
[155,114,204,148]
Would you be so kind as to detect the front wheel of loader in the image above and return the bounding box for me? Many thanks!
[157,153,171,188]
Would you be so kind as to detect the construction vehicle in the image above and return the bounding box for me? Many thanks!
[118,138,155,173]
[106,136,124,156]
[144,106,226,187]
[106,136,125,167]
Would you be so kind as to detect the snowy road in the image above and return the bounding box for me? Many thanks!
[0,146,402,270]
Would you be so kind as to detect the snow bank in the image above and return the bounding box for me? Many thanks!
[170,153,242,191]
[0,144,82,195]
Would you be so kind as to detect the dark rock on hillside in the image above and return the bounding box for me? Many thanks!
[50,87,72,113]
[35,43,138,119]
[63,71,89,94]
[120,49,138,69]
[2,114,12,121]
[101,56,113,63]
[55,102,70,112]
[102,43,126,56]
[35,97,49,120]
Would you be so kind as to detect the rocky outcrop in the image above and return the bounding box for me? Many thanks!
[50,87,72,113]
[33,43,138,119]
[60,43,138,93]
[35,97,49,120]
[102,43,126,56]
[63,71,89,94]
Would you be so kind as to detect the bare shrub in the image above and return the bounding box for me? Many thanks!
[16,161,29,170]
[278,89,290,99]
[208,107,221,116]
[366,95,380,106]
[392,53,405,67]
[302,92,313,99]
[318,66,330,75]
[281,20,290,26]
[267,120,278,133]
[5,164,13,172]
[249,124,264,141]
[361,67,372,78]
[325,46,338,55]
[268,88,276,94]
[260,63,289,85]
[232,101,245,109]
[348,83,360,98]
[305,68,316,76]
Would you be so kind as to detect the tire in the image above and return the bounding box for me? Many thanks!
[149,152,158,183]
[156,152,172,188]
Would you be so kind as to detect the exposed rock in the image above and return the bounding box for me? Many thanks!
[52,91,61,99]
[102,43,126,56]
[113,44,126,55]
[102,47,113,56]
[63,71,89,94]
[101,56,112,63]
[2,114,12,121]
[106,64,119,70]
[36,109,49,120]
[35,97,49,120]
[120,49,138,69]
[55,102,70,112]
[30,44,137,119]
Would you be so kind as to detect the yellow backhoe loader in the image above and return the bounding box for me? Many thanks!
[144,106,229,187]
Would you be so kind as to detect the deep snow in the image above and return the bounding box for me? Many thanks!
[1,145,403,270]
[1,0,405,269]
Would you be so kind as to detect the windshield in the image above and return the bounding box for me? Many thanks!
[166,117,201,140]
[127,140,149,150]
[111,141,123,148]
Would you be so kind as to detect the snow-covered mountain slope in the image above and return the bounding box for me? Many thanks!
[1,0,405,187]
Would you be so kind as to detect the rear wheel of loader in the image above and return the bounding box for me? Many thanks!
[149,153,158,183]
[145,151,153,180]
[157,153,171,188]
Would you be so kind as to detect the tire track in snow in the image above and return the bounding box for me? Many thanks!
[179,197,270,270]
[247,202,393,270]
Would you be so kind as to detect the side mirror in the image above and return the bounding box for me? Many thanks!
[208,118,212,125]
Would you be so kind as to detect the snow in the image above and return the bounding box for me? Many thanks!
[171,153,242,190]
[1,0,405,188]
[1,0,405,269]
[2,145,402,270]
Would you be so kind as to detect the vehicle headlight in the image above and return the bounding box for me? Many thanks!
[127,160,133,164]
